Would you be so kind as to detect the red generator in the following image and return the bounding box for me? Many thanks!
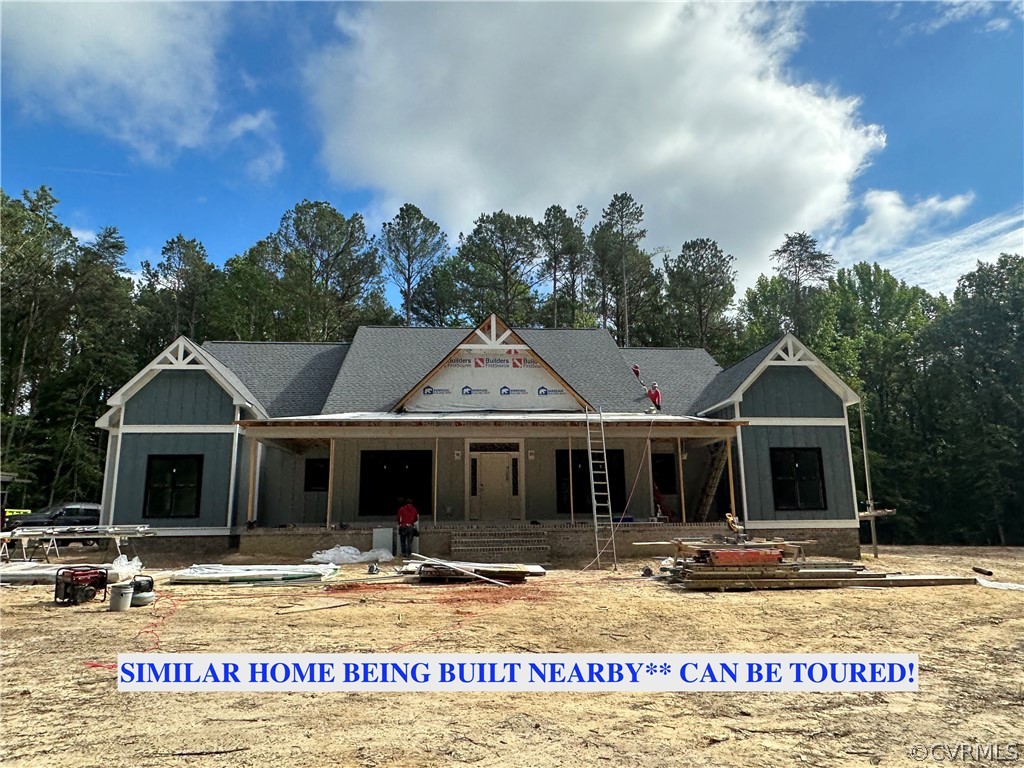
[54,566,109,605]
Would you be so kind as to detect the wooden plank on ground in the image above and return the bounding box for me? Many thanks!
[680,575,977,591]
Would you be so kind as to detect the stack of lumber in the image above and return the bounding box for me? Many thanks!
[635,536,814,562]
[664,557,976,591]
[397,556,546,585]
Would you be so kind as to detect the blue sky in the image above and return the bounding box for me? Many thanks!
[2,2,1021,298]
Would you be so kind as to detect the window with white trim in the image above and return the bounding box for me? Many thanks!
[769,448,826,511]
[144,455,203,518]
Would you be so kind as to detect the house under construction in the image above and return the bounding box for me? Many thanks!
[95,314,864,562]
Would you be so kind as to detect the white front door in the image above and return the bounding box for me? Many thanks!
[470,452,517,520]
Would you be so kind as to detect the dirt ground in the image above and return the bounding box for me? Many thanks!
[1,546,1022,768]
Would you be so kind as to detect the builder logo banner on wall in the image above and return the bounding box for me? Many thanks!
[421,386,452,396]
[406,348,581,413]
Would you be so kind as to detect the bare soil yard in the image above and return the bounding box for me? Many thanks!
[2,546,1022,768]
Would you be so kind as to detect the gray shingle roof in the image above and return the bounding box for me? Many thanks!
[320,327,468,413]
[203,341,350,418]
[690,336,783,415]
[319,326,663,414]
[202,327,739,418]
[518,328,648,412]
[621,347,722,415]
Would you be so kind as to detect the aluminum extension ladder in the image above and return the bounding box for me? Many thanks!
[585,407,618,570]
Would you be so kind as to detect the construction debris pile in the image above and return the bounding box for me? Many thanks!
[648,539,977,591]
[398,555,546,585]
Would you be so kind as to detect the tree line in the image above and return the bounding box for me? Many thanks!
[2,185,1021,545]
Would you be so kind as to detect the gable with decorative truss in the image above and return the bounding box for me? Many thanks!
[96,336,267,429]
[398,314,589,413]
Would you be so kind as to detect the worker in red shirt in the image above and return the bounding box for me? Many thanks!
[646,382,662,412]
[396,498,419,557]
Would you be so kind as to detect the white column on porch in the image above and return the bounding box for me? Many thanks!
[326,438,336,528]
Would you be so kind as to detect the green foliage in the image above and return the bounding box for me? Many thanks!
[456,211,541,325]
[412,256,472,328]
[271,200,381,341]
[536,204,587,328]
[664,238,736,355]
[1,189,136,507]
[136,234,219,356]
[380,204,448,325]
[769,231,838,338]
[211,240,282,341]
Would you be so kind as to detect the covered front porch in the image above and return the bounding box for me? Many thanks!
[238,412,745,534]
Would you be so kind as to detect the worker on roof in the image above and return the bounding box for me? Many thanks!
[647,382,662,412]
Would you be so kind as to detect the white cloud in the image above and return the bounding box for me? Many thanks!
[831,189,975,265]
[2,3,228,163]
[224,110,285,183]
[913,0,1022,33]
[865,205,1023,295]
[303,3,885,285]
[71,227,98,245]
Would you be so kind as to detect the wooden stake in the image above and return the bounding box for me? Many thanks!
[276,601,351,616]
[432,437,438,524]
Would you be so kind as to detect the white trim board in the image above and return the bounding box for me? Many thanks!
[144,526,235,537]
[734,407,750,528]
[745,519,859,530]
[741,417,849,426]
[119,424,239,434]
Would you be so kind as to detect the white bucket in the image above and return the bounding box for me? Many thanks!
[109,582,134,611]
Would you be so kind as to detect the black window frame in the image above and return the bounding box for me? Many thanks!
[769,447,827,512]
[143,454,203,519]
[304,458,331,492]
[651,453,678,495]
[555,449,627,518]
[358,450,433,517]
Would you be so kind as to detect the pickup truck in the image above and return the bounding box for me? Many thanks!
[2,502,102,545]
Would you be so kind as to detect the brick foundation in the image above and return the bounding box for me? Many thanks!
[744,527,862,560]
[95,523,860,567]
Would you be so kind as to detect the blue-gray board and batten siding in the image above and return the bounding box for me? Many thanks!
[739,367,845,419]
[739,425,854,523]
[123,370,235,425]
[112,433,237,528]
[115,370,241,528]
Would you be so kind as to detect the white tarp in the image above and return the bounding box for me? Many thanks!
[404,349,581,412]
[307,545,394,565]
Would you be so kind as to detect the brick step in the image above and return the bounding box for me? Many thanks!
[450,536,550,547]
[450,529,550,537]
[450,546,551,557]
[449,546,550,565]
